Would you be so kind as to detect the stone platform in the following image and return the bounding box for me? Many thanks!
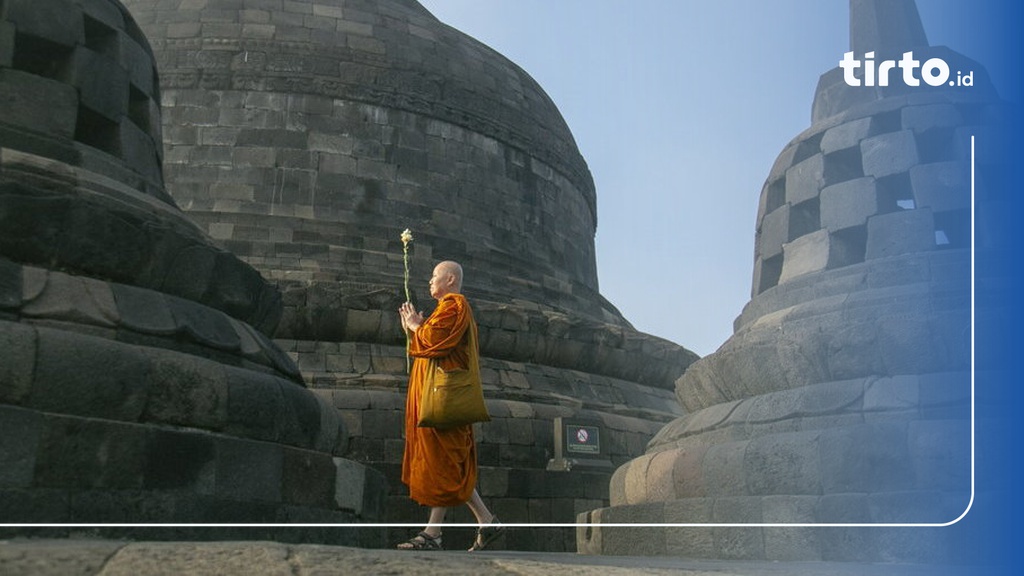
[0,539,992,576]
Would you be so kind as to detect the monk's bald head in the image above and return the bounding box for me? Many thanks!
[429,260,463,298]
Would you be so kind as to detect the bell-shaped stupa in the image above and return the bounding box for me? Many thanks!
[1,0,385,544]
[579,0,1000,563]
[122,0,698,550]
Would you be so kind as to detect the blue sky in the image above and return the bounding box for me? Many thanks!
[417,0,1015,356]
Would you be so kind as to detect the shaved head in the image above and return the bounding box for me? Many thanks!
[437,261,463,290]
[429,260,463,299]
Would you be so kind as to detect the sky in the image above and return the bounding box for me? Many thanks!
[416,0,1015,356]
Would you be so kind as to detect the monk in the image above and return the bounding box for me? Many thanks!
[396,260,504,551]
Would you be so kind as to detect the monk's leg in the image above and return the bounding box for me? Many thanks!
[397,506,447,550]
[424,506,446,538]
[466,489,506,551]
[465,489,495,525]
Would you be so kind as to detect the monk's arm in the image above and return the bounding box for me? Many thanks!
[409,297,467,358]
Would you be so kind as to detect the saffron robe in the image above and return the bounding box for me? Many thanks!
[401,292,480,507]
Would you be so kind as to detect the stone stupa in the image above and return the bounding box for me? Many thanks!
[578,0,1000,563]
[120,0,698,550]
[1,0,385,546]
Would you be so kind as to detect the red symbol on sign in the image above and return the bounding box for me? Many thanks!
[576,428,589,443]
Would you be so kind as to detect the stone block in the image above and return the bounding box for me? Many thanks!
[333,457,369,515]
[663,498,716,556]
[596,502,668,555]
[282,448,335,507]
[818,422,914,493]
[702,440,749,497]
[865,208,935,260]
[277,380,324,448]
[779,229,830,284]
[820,116,873,154]
[80,0,125,34]
[223,369,286,442]
[119,116,161,181]
[142,427,216,492]
[0,406,42,488]
[901,103,963,133]
[863,375,919,415]
[236,128,307,149]
[907,419,971,493]
[638,448,676,504]
[214,436,283,503]
[758,205,789,259]
[785,153,824,205]
[31,326,152,421]
[0,488,71,523]
[0,69,79,139]
[505,418,534,445]
[0,22,14,68]
[121,34,155,97]
[820,177,878,231]
[710,498,765,560]
[34,413,148,489]
[861,129,919,178]
[762,496,822,561]
[166,294,241,352]
[68,46,129,122]
[910,161,970,212]
[0,320,35,404]
[743,431,822,496]
[4,0,84,47]
[143,350,229,430]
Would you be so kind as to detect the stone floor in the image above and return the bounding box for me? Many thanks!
[0,539,996,576]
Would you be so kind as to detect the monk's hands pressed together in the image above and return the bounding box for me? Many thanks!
[399,301,424,333]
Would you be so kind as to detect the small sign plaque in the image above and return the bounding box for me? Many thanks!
[566,423,601,455]
[546,416,613,471]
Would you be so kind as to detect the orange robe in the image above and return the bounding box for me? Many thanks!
[401,292,479,507]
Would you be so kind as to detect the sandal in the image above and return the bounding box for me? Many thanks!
[468,517,505,552]
[396,531,442,551]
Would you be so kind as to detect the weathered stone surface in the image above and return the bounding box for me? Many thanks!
[0,406,42,488]
[0,320,34,404]
[758,204,789,259]
[589,4,984,553]
[861,130,920,178]
[31,326,151,421]
[901,103,964,133]
[820,116,874,154]
[779,230,830,284]
[820,177,878,231]
[910,161,970,212]
[0,70,79,139]
[785,153,825,205]
[4,0,85,47]
[865,208,936,259]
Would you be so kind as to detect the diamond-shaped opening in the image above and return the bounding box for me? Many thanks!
[914,127,957,163]
[128,84,155,139]
[788,197,820,242]
[876,173,914,213]
[764,177,786,214]
[792,131,825,166]
[823,147,864,187]
[83,15,119,59]
[872,110,902,134]
[828,225,867,268]
[757,253,784,294]
[12,32,72,81]
[75,104,121,156]
[123,16,149,52]
[934,209,970,250]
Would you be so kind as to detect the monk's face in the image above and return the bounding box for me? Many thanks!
[429,265,455,299]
